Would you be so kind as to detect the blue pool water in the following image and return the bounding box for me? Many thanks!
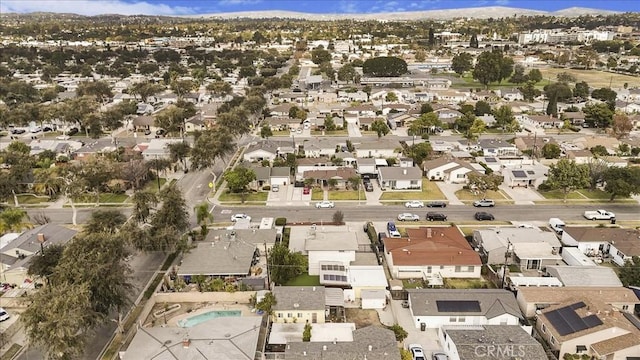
[178,310,241,328]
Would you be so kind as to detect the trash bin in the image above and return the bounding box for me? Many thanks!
[611,218,616,225]
[420,323,426,331]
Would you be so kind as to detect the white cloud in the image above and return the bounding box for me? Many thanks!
[338,0,358,13]
[0,0,198,16]
[217,0,262,5]
[494,0,510,5]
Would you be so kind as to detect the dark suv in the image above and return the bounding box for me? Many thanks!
[475,212,495,221]
[426,212,447,221]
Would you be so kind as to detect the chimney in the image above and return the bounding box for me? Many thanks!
[312,287,316,291]
[37,233,45,243]
[303,351,307,356]
[368,345,373,351]
[322,345,327,351]
[182,338,190,348]
[403,168,407,175]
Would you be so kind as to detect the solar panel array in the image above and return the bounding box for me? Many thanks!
[623,312,640,331]
[436,300,481,313]
[545,302,603,336]
[512,170,527,178]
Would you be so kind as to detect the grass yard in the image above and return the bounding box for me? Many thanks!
[271,130,291,137]
[310,130,348,136]
[0,344,23,360]
[444,278,496,289]
[379,179,446,201]
[311,190,324,200]
[142,178,167,193]
[75,193,129,203]
[538,68,640,89]
[539,188,627,201]
[450,73,552,90]
[539,189,585,200]
[455,189,509,201]
[328,189,365,200]
[578,189,615,200]
[16,194,50,204]
[403,279,428,289]
[285,274,321,286]
[218,191,268,202]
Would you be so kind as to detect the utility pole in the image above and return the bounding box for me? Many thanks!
[264,242,271,290]
[500,240,512,289]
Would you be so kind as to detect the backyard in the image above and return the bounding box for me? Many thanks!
[379,179,446,201]
[443,278,496,289]
[285,273,321,286]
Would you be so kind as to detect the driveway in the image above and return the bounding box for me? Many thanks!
[434,183,465,205]
[499,184,544,205]
[389,299,444,357]
[346,122,362,137]
[266,185,311,206]
[363,180,382,205]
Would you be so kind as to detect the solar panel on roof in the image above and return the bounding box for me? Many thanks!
[623,313,640,330]
[583,315,603,328]
[436,300,481,313]
[526,170,535,175]
[545,302,603,336]
[512,170,527,178]
[485,157,498,163]
[570,302,587,310]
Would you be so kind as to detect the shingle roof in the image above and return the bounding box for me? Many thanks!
[444,325,546,360]
[177,241,256,276]
[408,289,523,319]
[378,166,421,180]
[272,286,325,311]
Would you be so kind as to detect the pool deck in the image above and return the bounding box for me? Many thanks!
[167,303,259,327]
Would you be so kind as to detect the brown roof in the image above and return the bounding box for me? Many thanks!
[528,115,561,123]
[564,227,640,255]
[591,332,640,356]
[296,157,333,166]
[565,149,592,159]
[303,167,357,180]
[383,226,482,266]
[517,287,638,306]
[562,111,585,119]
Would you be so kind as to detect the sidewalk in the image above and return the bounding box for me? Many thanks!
[499,184,544,205]
[434,183,464,205]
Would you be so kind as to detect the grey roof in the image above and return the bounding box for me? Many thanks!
[477,139,516,149]
[252,166,271,181]
[177,240,256,276]
[473,228,561,253]
[205,229,278,246]
[357,158,376,166]
[273,286,326,311]
[246,141,278,155]
[546,266,623,287]
[325,288,344,307]
[378,166,422,180]
[444,325,546,360]
[0,224,77,268]
[408,289,523,320]
[122,316,261,360]
[271,167,291,177]
[284,325,401,360]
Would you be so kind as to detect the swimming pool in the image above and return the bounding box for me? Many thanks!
[177,310,241,328]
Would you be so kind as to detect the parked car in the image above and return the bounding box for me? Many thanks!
[144,129,152,135]
[42,126,54,132]
[364,182,373,192]
[583,209,615,220]
[303,187,310,195]
[315,201,335,209]
[0,307,10,322]
[272,184,280,192]
[156,128,166,136]
[475,212,495,221]
[405,200,425,208]
[397,213,420,221]
[230,214,251,222]
[387,221,401,237]
[401,300,410,308]
[426,212,447,221]
[426,201,447,208]
[11,128,26,134]
[66,127,79,136]
[56,134,70,140]
[473,199,495,207]
[409,344,426,360]
[432,352,449,360]
[30,126,42,133]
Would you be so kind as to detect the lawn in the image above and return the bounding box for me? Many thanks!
[0,344,23,360]
[454,189,509,201]
[403,279,428,289]
[75,193,129,203]
[379,179,446,201]
[311,189,324,200]
[286,274,321,286]
[444,278,496,289]
[538,68,640,89]
[271,130,291,137]
[16,194,50,204]
[142,178,167,193]
[450,72,551,90]
[539,190,585,200]
[310,130,348,136]
[328,189,365,201]
[539,188,626,201]
[218,191,269,202]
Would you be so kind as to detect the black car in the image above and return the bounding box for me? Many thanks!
[11,128,26,134]
[475,212,495,221]
[426,201,447,208]
[66,127,79,136]
[426,212,447,221]
[364,182,373,192]
[156,128,166,136]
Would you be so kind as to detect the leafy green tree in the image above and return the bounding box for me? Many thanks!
[590,145,609,157]
[28,244,64,284]
[167,141,191,170]
[194,203,213,227]
[224,167,257,193]
[311,47,331,65]
[363,57,407,77]
[260,124,273,139]
[371,119,390,139]
[543,159,590,202]
[573,81,590,98]
[152,183,189,233]
[542,143,561,159]
[451,53,473,75]
[556,72,577,83]
[324,115,337,131]
[467,173,503,198]
[385,92,398,102]
[387,324,408,342]
[84,209,126,234]
[584,103,614,128]
[611,113,633,139]
[509,64,528,84]
[420,103,434,114]
[303,323,312,341]
[409,112,440,136]
[602,166,640,201]
[519,81,541,102]
[591,87,617,109]
[206,81,233,97]
[0,207,30,232]
[492,105,515,130]
[337,63,357,83]
[75,80,113,104]
[403,142,433,167]
[268,243,307,285]
[128,81,165,103]
[618,256,640,287]
[332,210,344,224]
[465,118,486,142]
[474,101,492,116]
[190,130,235,170]
[256,291,277,315]
[469,34,479,48]
[131,191,157,223]
[473,51,501,87]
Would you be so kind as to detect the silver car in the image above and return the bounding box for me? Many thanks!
[315,201,335,209]
[397,213,420,221]
[473,199,495,207]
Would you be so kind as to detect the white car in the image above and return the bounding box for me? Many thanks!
[230,214,251,222]
[473,199,495,207]
[408,344,426,360]
[315,201,335,209]
[397,213,420,221]
[56,134,71,140]
[0,307,10,322]
[405,200,425,208]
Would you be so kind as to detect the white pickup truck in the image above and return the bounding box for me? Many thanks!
[583,209,616,220]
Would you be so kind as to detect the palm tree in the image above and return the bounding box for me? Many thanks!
[0,208,31,232]
[132,191,158,223]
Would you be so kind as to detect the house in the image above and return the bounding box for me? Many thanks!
[251,166,291,189]
[434,90,468,103]
[383,227,482,281]
[477,139,519,157]
[272,286,327,324]
[121,316,262,360]
[434,108,463,124]
[565,149,593,164]
[514,136,556,158]
[284,325,401,360]
[343,104,377,117]
[302,138,345,158]
[572,136,620,154]
[439,325,547,360]
[131,115,157,132]
[545,266,623,287]
[269,322,356,348]
[296,157,339,176]
[534,292,640,359]
[501,88,524,101]
[264,116,298,131]
[270,103,296,116]
[323,265,388,301]
[472,227,561,270]
[141,138,184,160]
[176,240,259,279]
[356,158,377,177]
[136,103,154,115]
[562,111,586,125]
[523,115,564,129]
[303,227,358,275]
[184,115,207,132]
[0,224,77,285]
[423,158,479,184]
[561,227,640,266]
[502,166,548,189]
[355,139,400,158]
[477,114,496,127]
[406,289,523,329]
[303,167,358,189]
[243,141,281,162]
[377,166,422,190]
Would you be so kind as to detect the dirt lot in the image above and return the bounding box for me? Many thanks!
[346,308,382,328]
[539,68,640,88]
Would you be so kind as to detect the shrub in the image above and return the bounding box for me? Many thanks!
[332,210,344,224]
[275,217,287,226]
[387,324,408,342]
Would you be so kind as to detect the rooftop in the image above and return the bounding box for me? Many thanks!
[177,240,257,276]
[443,325,546,360]
[272,286,326,311]
[408,289,523,319]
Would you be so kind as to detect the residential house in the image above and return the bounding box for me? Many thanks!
[562,111,586,125]
[545,266,623,288]
[514,136,556,158]
[131,115,157,132]
[523,115,564,129]
[243,141,279,162]
[357,116,379,130]
[284,325,401,360]
[382,103,411,116]
[477,114,496,127]
[472,227,562,269]
[251,166,291,189]
[386,112,417,129]
[136,103,154,115]
[303,167,358,189]
[141,138,184,160]
[176,239,259,281]
[355,139,400,158]
[304,228,358,275]
[434,90,468,103]
[378,166,422,190]
[501,88,524,101]
[434,108,463,125]
[302,138,345,158]
[270,103,296,117]
[565,149,593,164]
[439,325,547,360]
[264,116,298,131]
[28,139,83,158]
[572,136,620,154]
[477,139,519,157]
[423,158,479,184]
[296,157,339,176]
[561,227,640,266]
[502,166,548,189]
[0,224,77,285]
[337,90,368,102]
[183,116,207,132]
[343,104,378,117]
[406,289,523,329]
[121,317,262,360]
[356,158,377,177]
[272,286,327,324]
[383,227,482,281]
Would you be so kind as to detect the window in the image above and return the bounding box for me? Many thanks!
[576,345,587,353]
[287,313,292,318]
[449,317,457,322]
[277,313,282,318]
[321,265,328,271]
[458,317,465,322]
[298,313,303,318]
[440,266,444,269]
[622,305,629,311]
[550,336,556,345]
[427,266,432,273]
[456,174,465,178]
[467,266,475,272]
[455,266,461,272]
[541,324,546,333]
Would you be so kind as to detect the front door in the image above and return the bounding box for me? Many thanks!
[312,313,317,323]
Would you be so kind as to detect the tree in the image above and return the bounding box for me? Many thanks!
[324,115,337,131]
[611,113,633,139]
[387,324,408,342]
[337,63,357,83]
[311,47,331,65]
[469,34,479,48]
[467,173,503,198]
[546,96,558,117]
[573,81,590,99]
[451,53,473,75]
[224,167,257,193]
[385,92,398,102]
[544,82,573,102]
[132,191,157,223]
[194,202,212,227]
[28,243,64,284]
[260,124,273,139]
[527,69,543,83]
[618,256,640,287]
[499,56,514,83]
[151,183,189,234]
[519,81,541,102]
[590,145,609,157]
[268,243,307,285]
[493,105,515,130]
[167,141,191,170]
[0,207,31,232]
[420,103,434,114]
[190,130,235,170]
[543,159,590,202]
[602,166,640,201]
[332,210,344,224]
[583,103,614,129]
[465,118,486,143]
[371,119,390,139]
[303,323,312,341]
[509,64,527,84]
[473,51,502,87]
[474,101,492,116]
[404,142,433,167]
[84,209,126,234]
[591,87,617,109]
[541,143,561,159]
[556,72,577,83]
[76,80,113,104]
[585,158,609,190]
[206,81,232,97]
[128,81,164,103]
[362,57,407,77]
[256,291,277,315]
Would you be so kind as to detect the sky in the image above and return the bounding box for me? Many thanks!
[1,0,639,17]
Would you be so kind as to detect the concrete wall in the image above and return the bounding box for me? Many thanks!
[273,309,325,324]
[153,291,254,304]
[411,313,519,329]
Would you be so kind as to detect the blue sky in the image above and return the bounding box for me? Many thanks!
[1,0,638,16]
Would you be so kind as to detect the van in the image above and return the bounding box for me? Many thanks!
[549,218,565,235]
